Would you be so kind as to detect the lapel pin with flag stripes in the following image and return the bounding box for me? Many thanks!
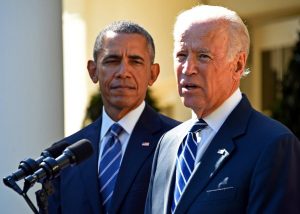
[142,142,150,147]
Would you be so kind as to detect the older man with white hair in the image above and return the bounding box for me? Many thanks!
[145,5,300,214]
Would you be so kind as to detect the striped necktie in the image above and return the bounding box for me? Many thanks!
[171,119,207,213]
[99,123,123,213]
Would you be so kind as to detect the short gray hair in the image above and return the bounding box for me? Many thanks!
[93,20,155,63]
[173,5,250,76]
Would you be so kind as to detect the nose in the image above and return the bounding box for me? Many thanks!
[182,55,197,75]
[116,60,131,78]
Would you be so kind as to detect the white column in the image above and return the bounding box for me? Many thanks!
[0,1,64,213]
[62,0,89,136]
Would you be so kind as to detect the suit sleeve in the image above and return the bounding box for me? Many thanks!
[247,133,300,213]
[144,135,164,214]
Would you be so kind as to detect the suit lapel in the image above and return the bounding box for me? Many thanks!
[174,96,253,214]
[174,135,235,213]
[77,118,102,213]
[163,120,195,213]
[109,105,162,213]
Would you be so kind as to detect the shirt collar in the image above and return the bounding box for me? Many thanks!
[192,88,242,132]
[100,101,146,140]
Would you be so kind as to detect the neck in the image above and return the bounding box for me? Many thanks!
[104,107,131,121]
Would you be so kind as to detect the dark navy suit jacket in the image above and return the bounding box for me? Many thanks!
[145,96,300,214]
[47,104,180,214]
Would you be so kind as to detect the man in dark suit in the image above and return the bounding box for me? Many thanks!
[145,5,300,214]
[47,21,179,214]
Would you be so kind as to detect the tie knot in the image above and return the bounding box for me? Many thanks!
[110,123,123,137]
[189,119,207,133]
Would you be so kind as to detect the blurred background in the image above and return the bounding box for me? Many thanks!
[1,0,299,213]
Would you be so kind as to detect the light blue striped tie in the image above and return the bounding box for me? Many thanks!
[99,123,123,213]
[171,119,207,213]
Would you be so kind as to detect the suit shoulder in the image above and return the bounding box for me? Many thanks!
[55,118,101,146]
[250,110,295,137]
[159,120,191,141]
[143,104,181,131]
[158,112,181,128]
[242,110,299,153]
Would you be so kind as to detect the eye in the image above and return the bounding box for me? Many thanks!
[129,56,144,65]
[102,55,121,65]
[103,59,117,64]
[131,59,143,65]
[198,53,211,62]
[103,59,119,65]
[175,52,187,62]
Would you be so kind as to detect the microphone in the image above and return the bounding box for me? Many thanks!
[3,141,69,189]
[23,139,93,193]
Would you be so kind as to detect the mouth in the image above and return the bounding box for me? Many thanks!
[110,85,136,90]
[181,82,199,91]
[183,85,198,90]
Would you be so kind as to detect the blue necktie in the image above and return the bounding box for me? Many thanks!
[99,123,123,213]
[171,119,207,213]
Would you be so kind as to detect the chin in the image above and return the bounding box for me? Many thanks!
[182,97,204,111]
[181,98,194,109]
[112,99,132,107]
[113,98,141,108]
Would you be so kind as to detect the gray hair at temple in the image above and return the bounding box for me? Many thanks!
[93,20,156,64]
[173,5,251,76]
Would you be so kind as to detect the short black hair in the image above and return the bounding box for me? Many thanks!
[93,20,155,63]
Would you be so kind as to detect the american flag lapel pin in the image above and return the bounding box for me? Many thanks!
[142,142,150,147]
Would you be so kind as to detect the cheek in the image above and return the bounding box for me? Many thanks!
[209,73,231,98]
[174,64,181,82]
[127,74,146,97]
[174,67,182,93]
[98,73,112,91]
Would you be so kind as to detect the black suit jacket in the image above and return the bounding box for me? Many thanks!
[48,104,180,214]
[145,96,300,214]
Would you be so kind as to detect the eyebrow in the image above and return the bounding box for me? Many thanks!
[175,45,211,53]
[102,54,121,60]
[128,54,144,61]
[198,48,211,54]
[101,53,145,63]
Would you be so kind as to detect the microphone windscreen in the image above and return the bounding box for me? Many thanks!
[45,141,69,158]
[67,139,93,164]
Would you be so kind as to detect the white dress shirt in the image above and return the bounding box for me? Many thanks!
[97,101,146,170]
[193,88,242,166]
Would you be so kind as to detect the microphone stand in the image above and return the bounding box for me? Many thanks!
[22,192,39,214]
[3,176,39,214]
[4,139,92,213]
[35,180,54,214]
[4,175,55,214]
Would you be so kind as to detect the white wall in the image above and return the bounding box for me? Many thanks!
[63,0,89,136]
[0,1,64,213]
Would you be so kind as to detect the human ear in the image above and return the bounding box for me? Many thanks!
[232,52,246,80]
[148,63,160,86]
[87,60,98,83]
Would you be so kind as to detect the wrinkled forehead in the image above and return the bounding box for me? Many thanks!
[100,31,152,58]
[174,21,229,48]
[173,21,230,59]
[174,20,228,41]
[96,32,150,60]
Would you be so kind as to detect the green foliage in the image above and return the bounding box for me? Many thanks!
[145,89,160,112]
[272,32,300,138]
[83,93,104,126]
[83,89,160,126]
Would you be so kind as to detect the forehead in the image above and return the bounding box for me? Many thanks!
[101,32,149,54]
[174,21,229,51]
